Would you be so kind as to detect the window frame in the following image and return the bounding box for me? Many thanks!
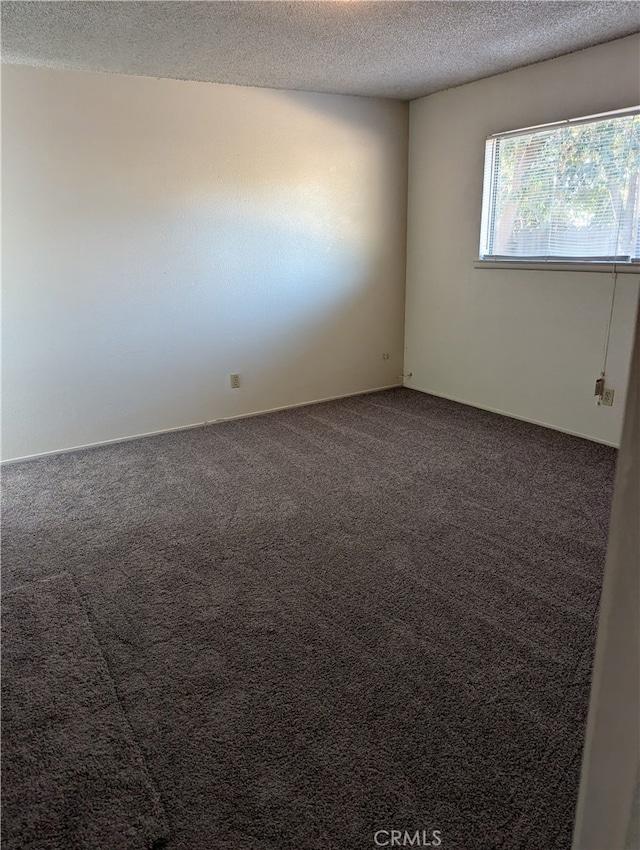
[476,106,640,273]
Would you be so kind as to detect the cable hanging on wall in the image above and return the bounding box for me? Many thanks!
[595,270,618,405]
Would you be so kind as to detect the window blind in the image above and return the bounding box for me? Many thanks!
[479,109,640,263]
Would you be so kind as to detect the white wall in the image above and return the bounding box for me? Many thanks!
[572,313,639,849]
[1,64,408,460]
[405,36,640,446]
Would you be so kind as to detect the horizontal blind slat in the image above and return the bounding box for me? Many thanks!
[480,112,640,262]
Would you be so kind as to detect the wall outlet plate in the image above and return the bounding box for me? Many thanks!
[602,388,614,406]
[230,374,240,389]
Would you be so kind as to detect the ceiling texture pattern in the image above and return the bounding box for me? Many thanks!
[2,1,639,100]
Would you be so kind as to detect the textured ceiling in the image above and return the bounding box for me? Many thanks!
[2,1,639,101]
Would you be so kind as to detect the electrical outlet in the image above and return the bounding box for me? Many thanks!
[230,374,240,389]
[602,388,614,406]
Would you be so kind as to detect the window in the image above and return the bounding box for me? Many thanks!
[479,108,640,264]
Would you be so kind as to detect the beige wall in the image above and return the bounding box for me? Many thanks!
[1,65,408,460]
[405,36,640,446]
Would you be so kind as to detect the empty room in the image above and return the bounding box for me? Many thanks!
[1,2,639,849]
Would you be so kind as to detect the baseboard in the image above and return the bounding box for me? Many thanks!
[1,384,403,464]
[405,383,619,448]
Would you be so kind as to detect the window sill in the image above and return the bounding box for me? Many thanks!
[474,260,640,274]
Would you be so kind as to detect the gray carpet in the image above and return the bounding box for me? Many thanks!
[1,388,617,849]
[1,572,168,850]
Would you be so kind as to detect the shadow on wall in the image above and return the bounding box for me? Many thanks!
[3,196,393,451]
[2,68,407,458]
[77,195,388,413]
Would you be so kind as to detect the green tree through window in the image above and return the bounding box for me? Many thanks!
[480,110,640,262]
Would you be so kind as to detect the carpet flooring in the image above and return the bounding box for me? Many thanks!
[1,572,168,850]
[1,388,617,849]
